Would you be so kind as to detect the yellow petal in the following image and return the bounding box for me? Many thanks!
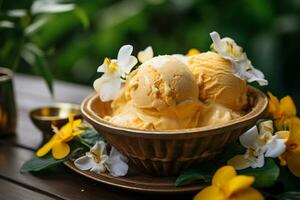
[72,119,82,129]
[187,48,200,56]
[68,114,75,124]
[286,151,300,177]
[193,186,225,200]
[225,175,255,197]
[72,130,84,136]
[52,141,70,159]
[280,96,297,117]
[36,134,59,157]
[227,155,252,170]
[59,123,73,140]
[235,187,264,200]
[279,153,287,166]
[212,166,237,188]
[267,92,280,118]
[288,117,300,142]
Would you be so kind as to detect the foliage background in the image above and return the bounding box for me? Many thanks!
[1,0,299,106]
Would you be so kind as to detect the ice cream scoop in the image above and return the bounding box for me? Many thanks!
[188,52,248,111]
[107,55,203,130]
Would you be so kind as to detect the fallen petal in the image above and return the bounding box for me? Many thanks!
[74,155,94,171]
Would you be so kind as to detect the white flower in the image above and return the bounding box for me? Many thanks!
[210,31,268,86]
[74,141,108,174]
[74,141,129,177]
[228,120,287,170]
[93,45,137,102]
[137,46,153,63]
[106,147,128,177]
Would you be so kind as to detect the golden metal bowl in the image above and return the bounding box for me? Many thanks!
[81,86,268,176]
[30,103,81,141]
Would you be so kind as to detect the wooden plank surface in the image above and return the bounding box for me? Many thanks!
[0,179,53,200]
[0,75,195,200]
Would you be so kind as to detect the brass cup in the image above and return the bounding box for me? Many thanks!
[29,103,81,142]
[0,67,17,136]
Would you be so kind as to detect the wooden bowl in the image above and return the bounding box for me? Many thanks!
[81,86,268,176]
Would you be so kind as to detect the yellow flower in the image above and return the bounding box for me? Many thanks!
[267,92,297,130]
[279,117,300,177]
[187,48,200,56]
[36,114,84,159]
[194,166,264,200]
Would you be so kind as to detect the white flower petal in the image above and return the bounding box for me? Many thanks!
[251,153,265,168]
[99,78,122,102]
[259,120,274,135]
[227,154,252,170]
[74,156,94,171]
[117,45,133,66]
[265,138,286,158]
[93,76,106,92]
[239,126,259,148]
[138,46,153,63]
[90,163,106,174]
[210,31,268,86]
[109,147,128,162]
[97,64,105,73]
[106,147,128,177]
[121,56,137,75]
[210,31,224,53]
[92,141,107,156]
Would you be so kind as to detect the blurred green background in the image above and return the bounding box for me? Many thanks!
[1,0,300,106]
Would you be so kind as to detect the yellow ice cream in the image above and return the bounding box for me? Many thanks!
[106,55,203,130]
[188,52,248,111]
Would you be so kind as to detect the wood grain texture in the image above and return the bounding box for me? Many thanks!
[0,179,53,200]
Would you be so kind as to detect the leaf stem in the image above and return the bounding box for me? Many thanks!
[12,34,25,71]
[77,136,92,149]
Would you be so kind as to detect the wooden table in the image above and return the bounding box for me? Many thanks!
[0,75,194,200]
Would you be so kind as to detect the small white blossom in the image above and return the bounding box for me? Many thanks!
[74,141,108,174]
[93,45,137,102]
[74,141,129,177]
[228,120,287,170]
[210,31,268,86]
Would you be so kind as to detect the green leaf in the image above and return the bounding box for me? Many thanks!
[74,7,90,29]
[25,17,49,35]
[78,129,103,147]
[277,191,300,200]
[239,158,280,188]
[20,147,83,173]
[21,43,54,95]
[175,164,216,187]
